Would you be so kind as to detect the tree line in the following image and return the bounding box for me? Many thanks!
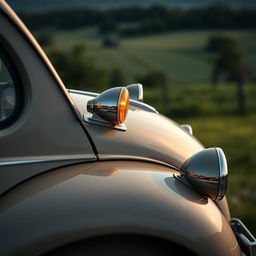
[47,43,128,92]
[20,4,256,35]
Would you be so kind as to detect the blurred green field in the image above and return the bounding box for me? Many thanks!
[52,28,256,85]
[145,83,256,116]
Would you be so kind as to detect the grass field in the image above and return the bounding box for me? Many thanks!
[145,83,256,116]
[43,28,256,232]
[51,28,256,85]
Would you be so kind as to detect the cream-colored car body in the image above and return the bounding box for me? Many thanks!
[0,1,245,255]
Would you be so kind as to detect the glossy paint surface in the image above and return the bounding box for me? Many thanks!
[0,161,240,256]
[70,92,203,169]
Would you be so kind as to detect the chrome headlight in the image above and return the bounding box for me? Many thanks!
[178,148,228,201]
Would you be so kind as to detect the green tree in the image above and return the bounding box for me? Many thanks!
[98,15,117,35]
[211,37,247,114]
[37,31,54,48]
[206,35,237,52]
[110,69,126,87]
[136,71,169,110]
[48,43,110,92]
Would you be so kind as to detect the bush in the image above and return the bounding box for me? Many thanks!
[136,71,167,88]
[37,31,54,47]
[206,35,237,52]
[110,69,127,86]
[48,43,110,91]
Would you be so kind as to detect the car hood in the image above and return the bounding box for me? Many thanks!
[69,92,204,169]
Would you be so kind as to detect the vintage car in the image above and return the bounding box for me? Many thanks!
[0,1,255,255]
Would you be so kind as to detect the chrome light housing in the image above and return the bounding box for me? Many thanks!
[180,124,193,135]
[85,87,129,130]
[177,148,228,201]
[126,83,143,102]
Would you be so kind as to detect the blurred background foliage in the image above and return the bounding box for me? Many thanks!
[7,0,256,232]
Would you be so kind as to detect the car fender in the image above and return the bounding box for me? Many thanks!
[0,160,240,256]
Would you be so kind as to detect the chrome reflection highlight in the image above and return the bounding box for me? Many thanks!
[126,83,143,102]
[178,147,228,201]
[216,148,228,200]
[86,87,129,130]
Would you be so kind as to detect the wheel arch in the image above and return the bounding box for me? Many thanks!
[43,233,197,256]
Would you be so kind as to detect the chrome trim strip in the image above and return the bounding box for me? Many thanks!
[0,155,96,166]
[0,160,55,166]
[130,100,158,114]
[68,89,158,114]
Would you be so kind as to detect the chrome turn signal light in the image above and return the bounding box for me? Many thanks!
[175,148,228,201]
[117,87,130,124]
[126,83,143,102]
[85,87,129,131]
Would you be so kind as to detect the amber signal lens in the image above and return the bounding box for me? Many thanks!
[117,87,129,124]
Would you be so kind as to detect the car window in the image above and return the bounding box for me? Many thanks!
[0,51,21,127]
